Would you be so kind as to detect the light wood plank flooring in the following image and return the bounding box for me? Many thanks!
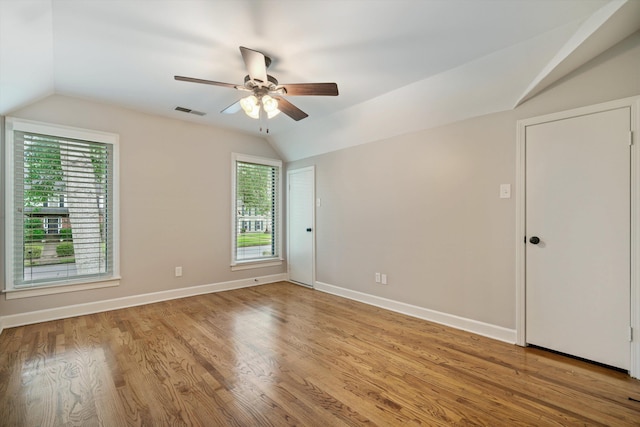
[1,282,639,426]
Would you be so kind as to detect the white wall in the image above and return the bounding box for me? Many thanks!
[287,31,640,335]
[0,95,285,319]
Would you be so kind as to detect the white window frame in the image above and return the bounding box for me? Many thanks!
[230,153,283,271]
[4,118,120,299]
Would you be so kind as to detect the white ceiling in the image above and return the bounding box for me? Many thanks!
[1,0,639,161]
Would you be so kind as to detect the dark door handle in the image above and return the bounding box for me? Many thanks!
[306,228,312,232]
[529,236,540,244]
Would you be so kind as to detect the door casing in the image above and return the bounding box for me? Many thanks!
[515,96,640,378]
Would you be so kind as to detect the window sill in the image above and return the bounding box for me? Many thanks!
[231,259,283,271]
[4,277,121,300]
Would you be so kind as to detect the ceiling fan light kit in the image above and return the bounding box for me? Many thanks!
[261,95,280,117]
[240,95,260,119]
[239,94,280,119]
[175,46,338,131]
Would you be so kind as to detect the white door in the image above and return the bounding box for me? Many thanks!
[525,107,631,370]
[287,166,314,287]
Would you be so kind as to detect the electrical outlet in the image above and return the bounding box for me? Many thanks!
[175,266,182,277]
[381,274,388,285]
[375,272,381,283]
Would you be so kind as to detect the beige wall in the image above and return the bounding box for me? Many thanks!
[288,31,640,330]
[1,95,285,316]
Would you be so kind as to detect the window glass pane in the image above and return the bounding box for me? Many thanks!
[234,159,279,262]
[14,131,113,287]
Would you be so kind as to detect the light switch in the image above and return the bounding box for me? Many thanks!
[500,184,511,199]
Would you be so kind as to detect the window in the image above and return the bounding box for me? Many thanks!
[5,118,119,298]
[43,195,64,208]
[231,153,282,269]
[44,217,61,234]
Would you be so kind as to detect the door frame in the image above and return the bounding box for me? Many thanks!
[286,165,316,288]
[515,96,640,378]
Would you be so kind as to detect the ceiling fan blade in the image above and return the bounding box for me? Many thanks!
[221,100,242,114]
[274,96,308,121]
[240,46,269,84]
[280,83,339,96]
[175,75,239,89]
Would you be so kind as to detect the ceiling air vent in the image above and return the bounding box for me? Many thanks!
[174,106,206,116]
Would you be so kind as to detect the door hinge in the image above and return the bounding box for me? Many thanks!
[630,131,634,146]
[630,326,633,342]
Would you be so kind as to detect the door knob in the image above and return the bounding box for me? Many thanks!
[529,236,540,244]
[306,228,312,232]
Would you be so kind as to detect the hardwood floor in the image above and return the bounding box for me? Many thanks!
[1,282,639,426]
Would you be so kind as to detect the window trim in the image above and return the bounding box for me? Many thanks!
[230,153,283,270]
[4,117,120,297]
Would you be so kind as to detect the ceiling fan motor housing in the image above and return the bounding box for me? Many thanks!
[244,74,280,91]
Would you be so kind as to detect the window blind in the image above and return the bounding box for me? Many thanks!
[13,131,114,287]
[234,160,280,262]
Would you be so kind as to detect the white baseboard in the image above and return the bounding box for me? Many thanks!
[0,273,288,332]
[314,281,517,344]
[0,276,516,344]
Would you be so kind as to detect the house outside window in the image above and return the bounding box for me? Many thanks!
[4,118,120,298]
[231,153,282,269]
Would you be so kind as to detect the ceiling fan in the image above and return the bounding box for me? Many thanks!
[175,46,339,126]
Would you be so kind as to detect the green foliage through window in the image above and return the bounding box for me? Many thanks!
[56,242,75,257]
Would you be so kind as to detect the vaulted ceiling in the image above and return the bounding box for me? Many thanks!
[1,0,639,161]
